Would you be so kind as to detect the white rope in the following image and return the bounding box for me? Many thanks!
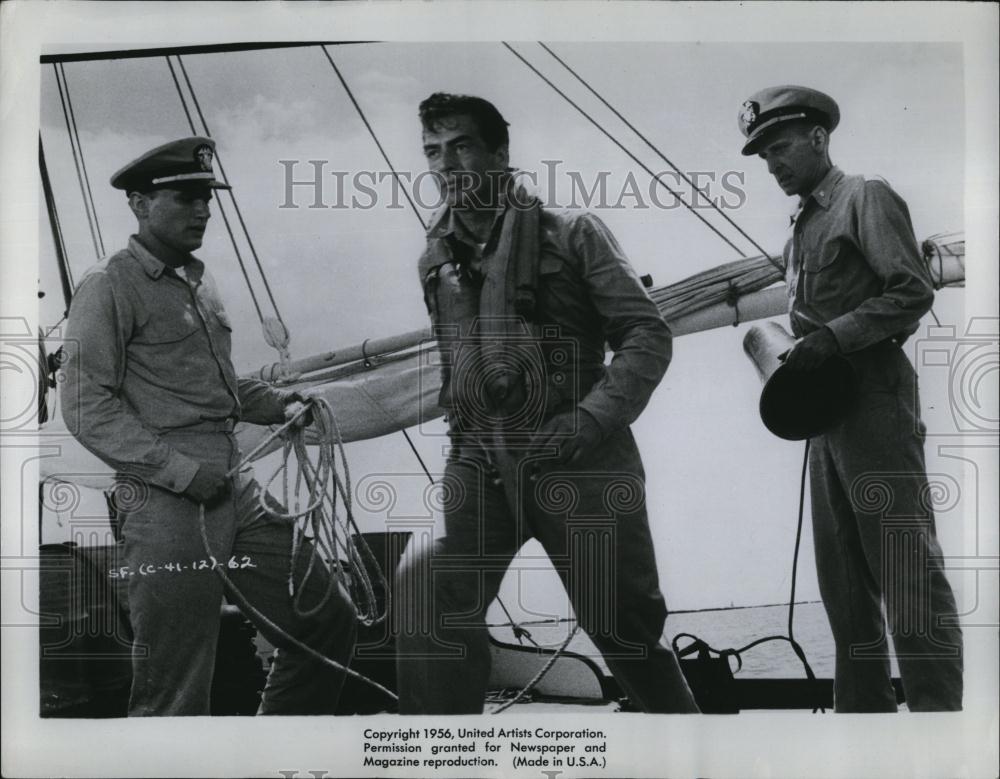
[197,398,396,701]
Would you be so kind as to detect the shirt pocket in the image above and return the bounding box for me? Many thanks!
[131,312,201,345]
[128,308,204,384]
[802,240,840,273]
[538,254,575,300]
[800,239,843,310]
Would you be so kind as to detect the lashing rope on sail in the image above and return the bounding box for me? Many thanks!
[197,397,397,701]
[920,232,965,328]
[921,232,965,290]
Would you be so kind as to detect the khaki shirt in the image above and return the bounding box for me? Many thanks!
[784,167,934,353]
[61,236,288,493]
[420,206,671,436]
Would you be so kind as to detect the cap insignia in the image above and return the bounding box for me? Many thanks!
[194,144,214,172]
[739,100,759,132]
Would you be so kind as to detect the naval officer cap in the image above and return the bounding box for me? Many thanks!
[737,86,840,156]
[110,136,231,192]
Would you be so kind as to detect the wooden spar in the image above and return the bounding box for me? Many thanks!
[250,287,788,384]
[250,327,431,381]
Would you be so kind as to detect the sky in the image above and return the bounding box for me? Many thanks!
[37,40,972,617]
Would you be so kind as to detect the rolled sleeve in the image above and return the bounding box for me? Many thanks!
[61,271,201,493]
[569,213,672,435]
[824,181,934,353]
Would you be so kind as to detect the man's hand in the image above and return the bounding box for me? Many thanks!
[781,327,839,372]
[531,408,605,467]
[283,391,314,428]
[184,462,231,505]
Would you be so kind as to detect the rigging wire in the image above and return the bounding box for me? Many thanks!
[502,42,748,259]
[315,45,444,509]
[39,135,75,310]
[43,316,68,339]
[164,56,265,323]
[538,42,783,274]
[175,55,287,327]
[318,45,427,231]
[485,598,823,628]
[54,63,106,258]
[401,429,434,485]
[164,56,198,134]
[52,64,104,261]
[495,597,541,647]
[57,64,106,256]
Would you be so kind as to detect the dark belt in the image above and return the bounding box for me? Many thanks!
[161,417,238,434]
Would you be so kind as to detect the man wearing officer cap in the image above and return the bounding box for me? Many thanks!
[739,86,962,711]
[61,137,357,716]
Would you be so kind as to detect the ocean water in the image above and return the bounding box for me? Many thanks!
[490,601,901,680]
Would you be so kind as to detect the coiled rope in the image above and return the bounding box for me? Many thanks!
[197,398,398,703]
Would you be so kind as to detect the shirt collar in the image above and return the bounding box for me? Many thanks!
[426,206,459,240]
[426,176,515,244]
[427,204,506,247]
[803,166,843,210]
[128,235,204,281]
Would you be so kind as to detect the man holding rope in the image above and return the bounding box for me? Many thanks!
[740,86,963,711]
[61,137,357,716]
[395,94,698,713]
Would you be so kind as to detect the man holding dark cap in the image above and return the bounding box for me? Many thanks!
[740,86,963,711]
[61,137,357,716]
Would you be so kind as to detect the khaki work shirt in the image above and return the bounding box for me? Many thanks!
[784,167,934,353]
[61,236,288,493]
[421,205,672,436]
